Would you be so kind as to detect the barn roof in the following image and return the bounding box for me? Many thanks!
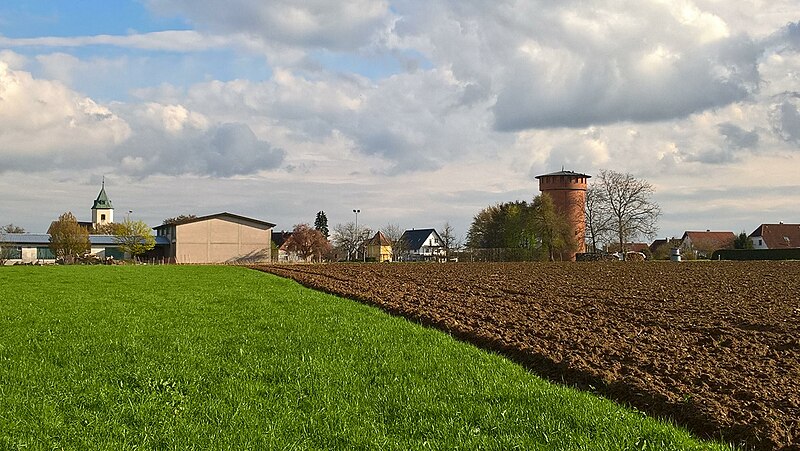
[154,212,276,230]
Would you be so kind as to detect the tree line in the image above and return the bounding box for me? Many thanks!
[466,169,661,260]
[466,194,574,261]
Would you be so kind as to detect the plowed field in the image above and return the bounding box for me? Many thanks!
[252,261,800,450]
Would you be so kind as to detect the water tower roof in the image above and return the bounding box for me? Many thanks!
[535,170,591,179]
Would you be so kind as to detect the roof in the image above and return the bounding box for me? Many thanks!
[92,183,113,210]
[1,233,169,246]
[399,228,441,251]
[607,242,649,253]
[681,231,736,250]
[153,212,276,230]
[749,223,800,248]
[367,231,392,246]
[650,238,681,253]
[272,231,292,247]
[1,233,51,245]
[535,170,591,179]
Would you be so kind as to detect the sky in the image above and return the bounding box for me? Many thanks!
[1,1,799,243]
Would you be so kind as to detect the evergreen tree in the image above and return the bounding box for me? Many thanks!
[734,231,753,249]
[314,211,329,239]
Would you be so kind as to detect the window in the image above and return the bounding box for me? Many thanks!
[37,247,55,259]
[105,248,125,260]
[101,214,106,221]
[6,247,22,259]
[758,239,763,246]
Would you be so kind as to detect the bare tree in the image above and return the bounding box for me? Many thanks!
[381,223,406,261]
[2,224,25,233]
[439,222,457,260]
[584,184,613,253]
[332,222,372,261]
[0,230,13,265]
[594,170,661,260]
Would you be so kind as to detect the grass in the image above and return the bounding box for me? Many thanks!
[0,265,732,450]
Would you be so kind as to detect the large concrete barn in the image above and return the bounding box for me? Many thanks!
[153,213,275,264]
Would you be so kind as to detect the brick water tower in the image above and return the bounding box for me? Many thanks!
[535,169,591,261]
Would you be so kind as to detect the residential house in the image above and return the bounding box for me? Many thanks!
[680,230,736,259]
[748,223,800,249]
[366,231,393,262]
[398,228,445,261]
[271,230,301,262]
[649,237,682,259]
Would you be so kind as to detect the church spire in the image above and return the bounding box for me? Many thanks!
[92,179,113,210]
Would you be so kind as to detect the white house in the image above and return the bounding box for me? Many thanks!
[398,228,445,261]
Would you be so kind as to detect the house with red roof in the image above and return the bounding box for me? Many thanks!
[749,223,800,249]
[679,230,736,259]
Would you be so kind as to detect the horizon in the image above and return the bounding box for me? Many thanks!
[1,2,799,241]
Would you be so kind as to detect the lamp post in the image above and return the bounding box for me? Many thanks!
[353,209,360,261]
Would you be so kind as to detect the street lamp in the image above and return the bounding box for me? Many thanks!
[353,209,360,261]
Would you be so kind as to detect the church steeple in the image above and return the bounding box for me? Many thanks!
[92,178,113,210]
[91,178,114,227]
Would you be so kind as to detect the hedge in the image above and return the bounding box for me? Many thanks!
[711,248,800,260]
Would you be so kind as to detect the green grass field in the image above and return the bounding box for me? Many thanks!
[0,266,731,450]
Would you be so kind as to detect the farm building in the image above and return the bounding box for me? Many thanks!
[1,184,275,265]
[0,233,159,264]
[366,231,393,262]
[154,213,275,264]
[398,228,445,261]
[679,230,736,259]
[749,223,800,249]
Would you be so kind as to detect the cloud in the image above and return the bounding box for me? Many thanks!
[145,0,392,51]
[718,122,759,149]
[111,103,285,177]
[770,93,800,143]
[492,30,761,130]
[764,21,800,53]
[381,2,766,131]
[0,61,130,172]
[0,50,27,69]
[0,30,249,52]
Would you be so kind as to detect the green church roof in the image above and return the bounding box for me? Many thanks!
[92,182,113,210]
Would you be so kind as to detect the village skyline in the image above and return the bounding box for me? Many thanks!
[1,1,799,240]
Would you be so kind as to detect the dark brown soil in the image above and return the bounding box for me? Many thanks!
[251,261,800,450]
